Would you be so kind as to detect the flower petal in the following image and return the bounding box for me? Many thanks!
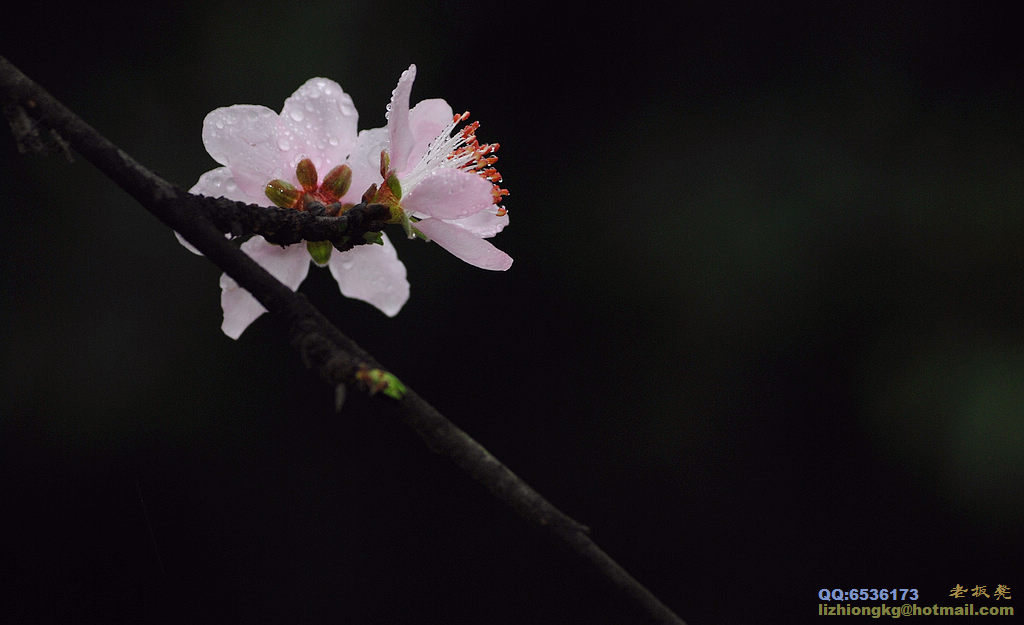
[403,168,495,219]
[218,238,311,338]
[327,234,409,317]
[445,210,510,238]
[414,218,513,271]
[279,77,359,176]
[202,105,291,198]
[189,166,255,202]
[349,127,388,202]
[405,98,453,171]
[387,65,417,174]
[219,273,267,339]
[243,236,312,290]
[176,167,256,255]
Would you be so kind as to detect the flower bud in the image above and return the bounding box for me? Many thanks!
[321,164,352,201]
[265,179,300,208]
[362,183,378,204]
[295,158,318,191]
[306,240,333,266]
[379,150,391,178]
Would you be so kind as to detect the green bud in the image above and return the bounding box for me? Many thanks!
[362,231,384,245]
[296,158,318,191]
[357,368,408,400]
[265,179,300,208]
[306,240,333,266]
[321,164,352,200]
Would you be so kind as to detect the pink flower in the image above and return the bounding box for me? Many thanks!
[182,78,410,339]
[350,65,513,271]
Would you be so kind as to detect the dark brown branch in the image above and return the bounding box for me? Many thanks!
[183,194,392,252]
[0,55,686,625]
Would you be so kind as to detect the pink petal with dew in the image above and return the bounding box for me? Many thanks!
[219,274,268,339]
[202,105,291,198]
[409,99,453,143]
[404,98,453,172]
[386,65,417,174]
[327,234,409,317]
[348,127,388,203]
[177,167,262,255]
[403,168,495,219]
[218,239,311,339]
[414,218,513,271]
[189,166,256,203]
[445,209,510,238]
[278,78,359,175]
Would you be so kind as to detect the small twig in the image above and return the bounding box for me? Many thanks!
[0,55,686,625]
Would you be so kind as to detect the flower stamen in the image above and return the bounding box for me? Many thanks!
[402,110,509,216]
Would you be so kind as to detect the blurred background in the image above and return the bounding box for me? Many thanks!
[2,2,1021,623]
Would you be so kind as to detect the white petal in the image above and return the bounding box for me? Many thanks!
[279,77,359,175]
[202,105,291,198]
[387,65,417,174]
[327,234,409,317]
[414,218,513,271]
[403,168,494,219]
[218,239,311,338]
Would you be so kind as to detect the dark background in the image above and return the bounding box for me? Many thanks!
[2,2,1021,623]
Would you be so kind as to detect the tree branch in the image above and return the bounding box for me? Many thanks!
[0,55,686,625]
[183,193,393,252]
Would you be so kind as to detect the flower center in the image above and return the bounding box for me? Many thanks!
[405,111,509,216]
[264,158,352,215]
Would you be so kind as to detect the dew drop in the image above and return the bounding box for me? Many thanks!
[328,137,339,146]
[289,109,304,122]
[277,136,291,151]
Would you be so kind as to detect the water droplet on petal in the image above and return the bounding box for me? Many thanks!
[328,137,339,146]
[277,136,291,150]
[289,109,304,122]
